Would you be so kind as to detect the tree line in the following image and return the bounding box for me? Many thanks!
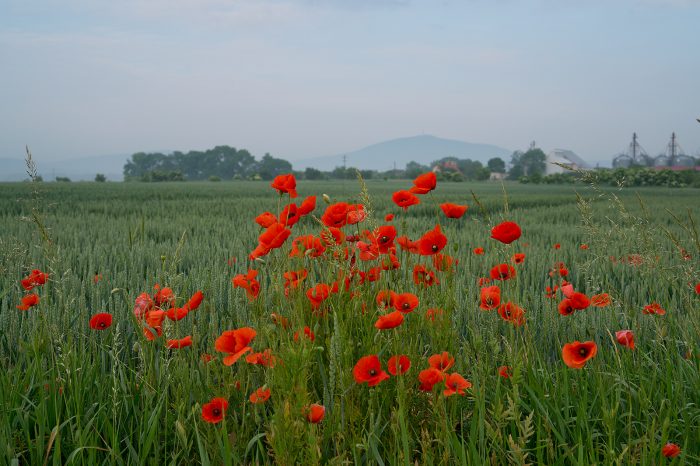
[123,146,292,182]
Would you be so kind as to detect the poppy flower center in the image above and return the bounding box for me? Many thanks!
[431,244,438,252]
[380,236,389,243]
[579,348,588,357]
[99,322,106,328]
[369,369,377,376]
[212,408,221,416]
[402,303,409,309]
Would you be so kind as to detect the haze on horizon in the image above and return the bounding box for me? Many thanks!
[1,0,699,167]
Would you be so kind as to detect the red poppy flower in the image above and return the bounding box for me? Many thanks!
[255,212,277,228]
[497,302,526,326]
[443,373,472,397]
[298,196,316,216]
[140,311,163,340]
[290,235,326,258]
[418,224,447,256]
[397,236,420,254]
[89,313,113,330]
[384,213,394,221]
[569,292,590,310]
[413,265,439,287]
[661,443,681,458]
[695,282,700,295]
[561,341,598,369]
[388,355,411,376]
[284,269,308,294]
[480,286,501,310]
[270,173,297,198]
[409,172,437,194]
[259,223,292,250]
[215,327,257,366]
[165,307,188,321]
[21,269,49,290]
[642,302,666,315]
[553,243,561,249]
[393,293,419,313]
[374,225,397,253]
[347,204,366,225]
[558,299,575,316]
[249,387,271,404]
[615,330,635,350]
[320,227,345,246]
[143,326,162,341]
[580,244,589,250]
[16,293,40,311]
[473,247,484,255]
[428,352,455,372]
[418,368,445,391]
[498,365,511,378]
[591,293,611,307]
[294,326,315,342]
[245,349,278,368]
[490,221,522,244]
[306,283,331,309]
[166,335,193,349]
[93,273,102,284]
[321,202,350,228]
[392,190,420,210]
[511,253,525,264]
[153,286,175,308]
[232,270,261,300]
[489,263,516,281]
[353,355,390,386]
[133,292,154,318]
[375,311,405,330]
[440,203,468,218]
[280,203,300,227]
[376,290,397,309]
[305,404,325,423]
[201,397,228,424]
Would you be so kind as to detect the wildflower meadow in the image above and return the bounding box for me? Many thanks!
[1,173,698,465]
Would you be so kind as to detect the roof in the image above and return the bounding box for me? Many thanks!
[547,149,590,168]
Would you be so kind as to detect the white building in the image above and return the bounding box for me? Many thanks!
[546,149,590,175]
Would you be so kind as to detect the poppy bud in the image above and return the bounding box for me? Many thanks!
[322,194,331,204]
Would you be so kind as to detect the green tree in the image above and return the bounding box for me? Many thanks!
[405,161,429,179]
[304,167,325,180]
[508,148,546,180]
[95,173,107,182]
[487,157,506,173]
[257,153,293,180]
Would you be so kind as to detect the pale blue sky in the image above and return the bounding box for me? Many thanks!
[1,0,699,165]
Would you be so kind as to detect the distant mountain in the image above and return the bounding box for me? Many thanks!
[0,154,129,182]
[294,135,512,171]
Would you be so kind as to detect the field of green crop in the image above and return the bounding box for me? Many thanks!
[1,179,698,465]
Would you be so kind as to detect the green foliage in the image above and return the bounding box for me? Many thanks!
[304,167,325,180]
[487,157,506,174]
[526,168,700,188]
[508,148,547,180]
[1,180,698,464]
[55,176,71,182]
[94,173,107,182]
[208,176,221,182]
[124,146,291,182]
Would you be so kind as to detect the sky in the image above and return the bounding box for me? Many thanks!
[1,0,699,166]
